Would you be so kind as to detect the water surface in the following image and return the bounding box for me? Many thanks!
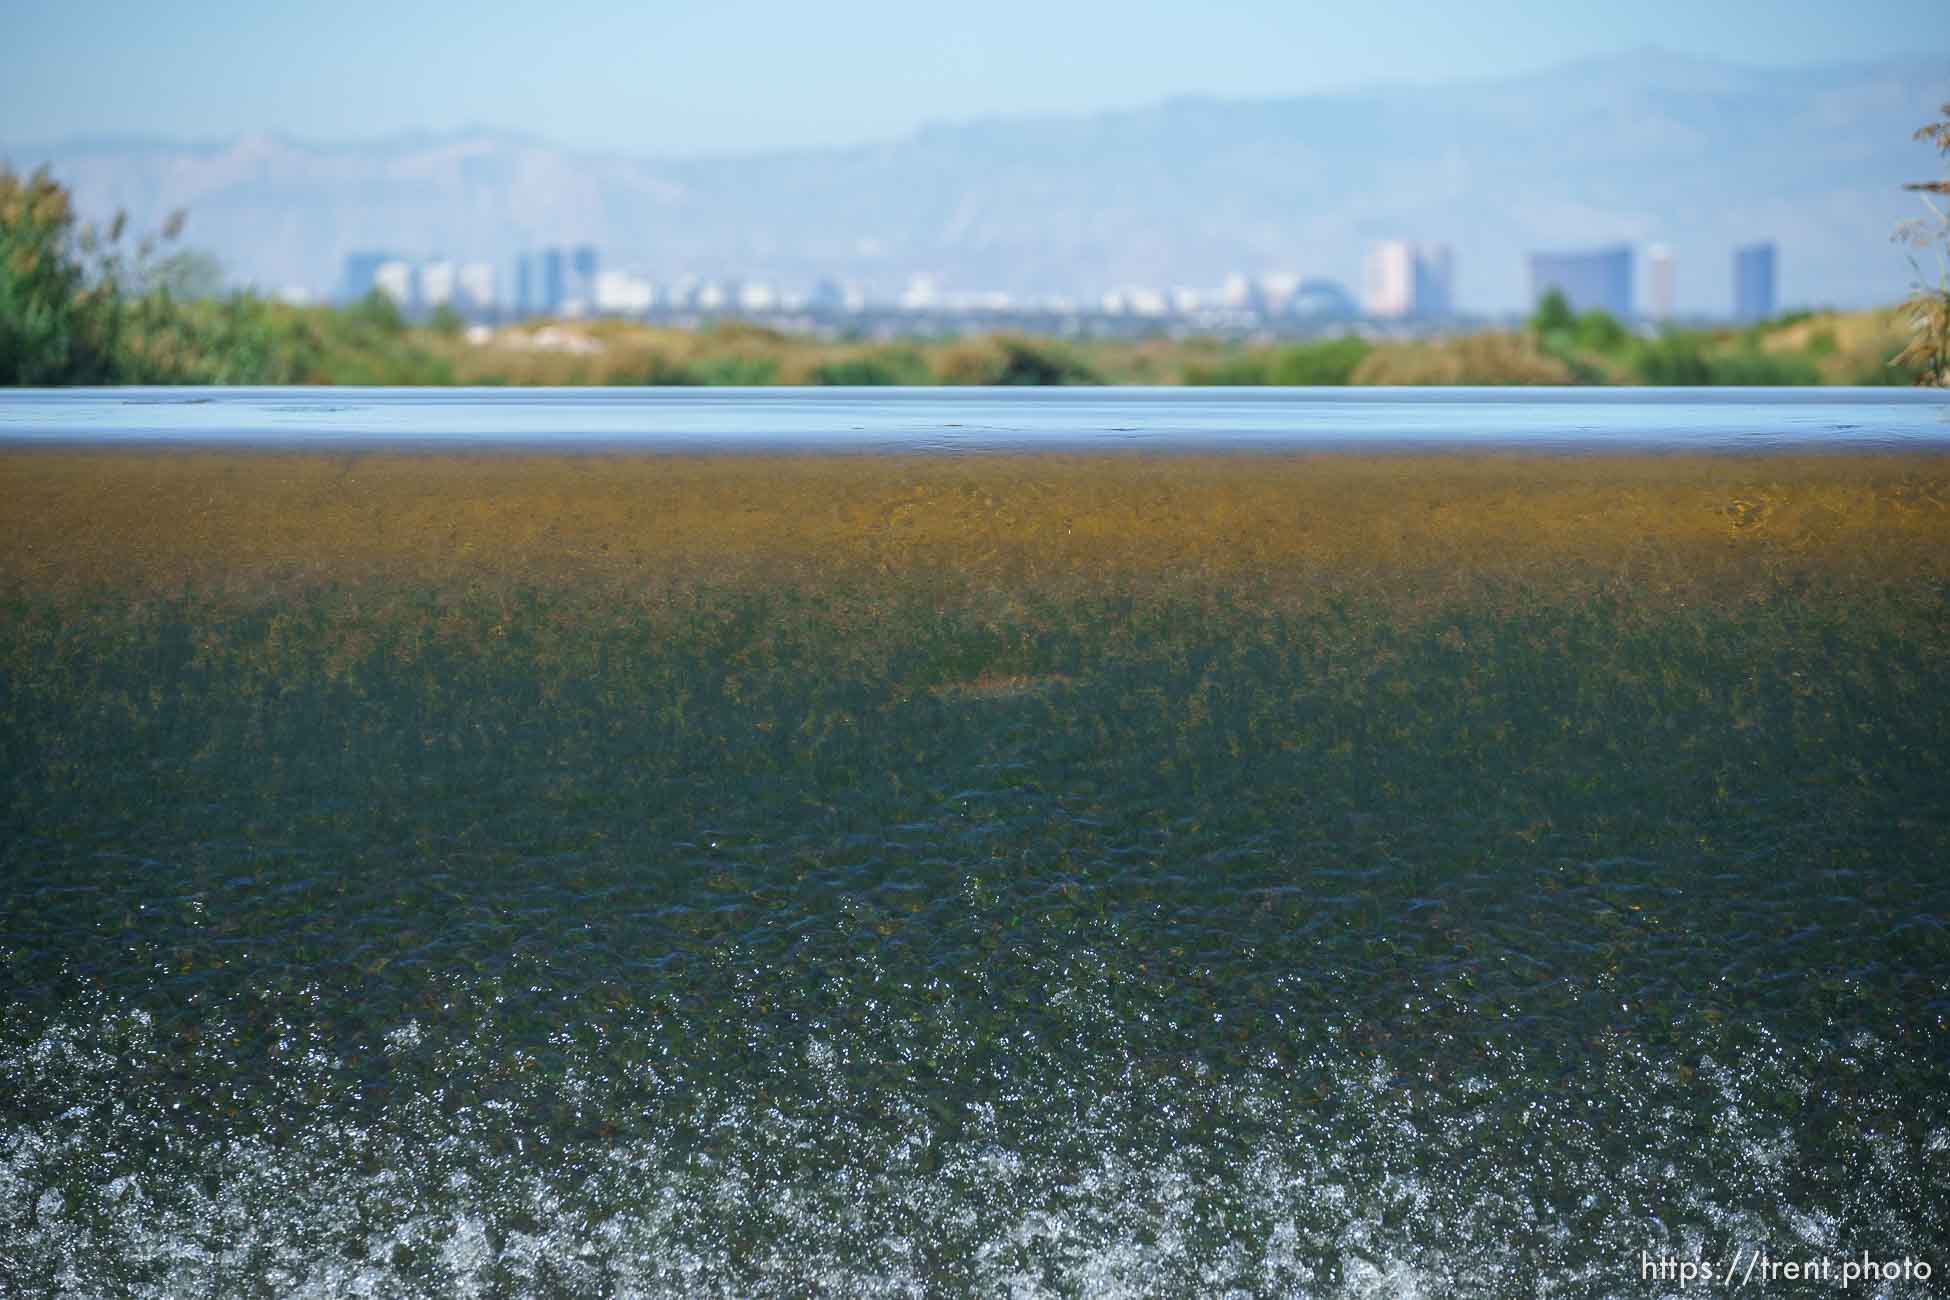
[2,385,1946,452]
[3,389,1947,1298]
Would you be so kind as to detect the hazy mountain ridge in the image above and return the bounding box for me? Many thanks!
[6,50,1945,313]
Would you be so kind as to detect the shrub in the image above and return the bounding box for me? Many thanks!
[1572,310,1630,355]
[1182,353,1269,385]
[623,352,703,385]
[708,320,787,346]
[0,166,121,384]
[1849,346,1927,386]
[1190,338,1371,386]
[1351,333,1574,385]
[810,357,896,385]
[1530,288,1575,336]
[1633,335,1714,385]
[1703,350,1822,386]
[810,349,929,385]
[1631,334,1824,386]
[1266,337,1371,385]
[691,355,779,386]
[934,336,1100,385]
[343,289,405,337]
[114,295,296,384]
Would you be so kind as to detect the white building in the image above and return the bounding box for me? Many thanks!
[1259,271,1301,315]
[374,260,414,308]
[418,260,456,309]
[1363,243,1414,319]
[594,270,654,315]
[458,262,497,311]
[1648,245,1675,322]
[1364,241,1454,320]
[1220,273,1256,310]
[899,273,941,311]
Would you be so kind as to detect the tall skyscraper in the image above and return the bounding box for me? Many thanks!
[1363,242,1414,319]
[1733,243,1777,323]
[571,245,599,307]
[340,251,394,303]
[1648,245,1675,322]
[515,254,534,317]
[1364,242,1453,320]
[1528,245,1634,319]
[541,248,566,316]
[1411,245,1454,319]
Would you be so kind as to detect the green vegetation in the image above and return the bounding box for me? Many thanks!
[0,168,121,384]
[0,167,456,385]
[427,302,465,338]
[932,334,1102,385]
[1522,287,1919,387]
[1184,336,1372,385]
[809,347,931,385]
[1351,330,1574,385]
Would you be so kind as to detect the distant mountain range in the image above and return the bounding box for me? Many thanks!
[6,49,1946,314]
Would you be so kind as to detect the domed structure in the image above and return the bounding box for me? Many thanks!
[1288,278,1358,321]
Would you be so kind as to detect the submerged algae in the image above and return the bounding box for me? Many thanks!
[3,448,1948,1297]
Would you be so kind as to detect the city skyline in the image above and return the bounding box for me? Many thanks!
[340,233,1779,331]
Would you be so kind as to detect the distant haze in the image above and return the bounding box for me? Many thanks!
[6,49,1946,315]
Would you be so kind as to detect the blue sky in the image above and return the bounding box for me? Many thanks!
[7,0,1947,155]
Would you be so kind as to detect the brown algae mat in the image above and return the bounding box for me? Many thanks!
[4,448,1949,608]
